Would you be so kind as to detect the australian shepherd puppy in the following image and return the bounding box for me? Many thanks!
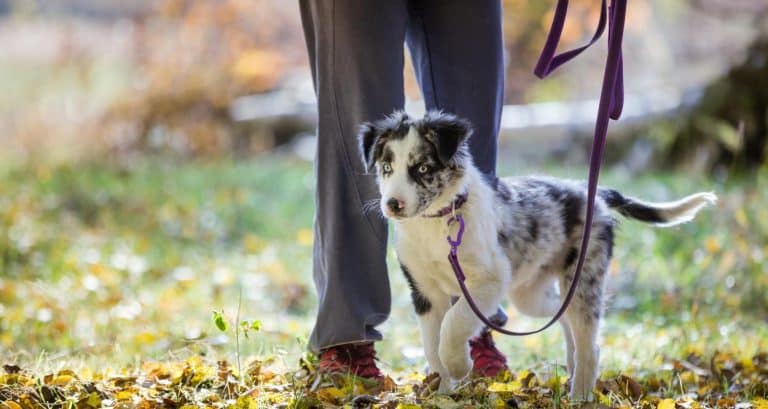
[358,110,716,399]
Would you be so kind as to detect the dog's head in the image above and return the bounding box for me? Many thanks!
[358,110,472,219]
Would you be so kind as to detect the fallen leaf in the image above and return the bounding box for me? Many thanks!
[658,398,676,409]
[316,386,345,403]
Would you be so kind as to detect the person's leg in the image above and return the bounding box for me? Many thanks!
[405,0,504,175]
[405,0,508,377]
[299,0,408,353]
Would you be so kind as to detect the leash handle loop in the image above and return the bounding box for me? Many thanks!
[534,0,608,78]
[450,0,627,337]
[534,0,624,119]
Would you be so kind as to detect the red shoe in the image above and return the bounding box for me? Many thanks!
[469,330,508,377]
[318,342,384,380]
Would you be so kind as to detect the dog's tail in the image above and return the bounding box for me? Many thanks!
[599,188,717,227]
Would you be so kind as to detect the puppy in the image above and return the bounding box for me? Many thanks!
[358,110,716,399]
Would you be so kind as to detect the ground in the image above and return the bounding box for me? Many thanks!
[0,155,767,408]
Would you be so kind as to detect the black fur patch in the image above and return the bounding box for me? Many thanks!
[400,263,431,315]
[406,153,444,189]
[381,147,394,164]
[598,224,615,260]
[527,217,539,241]
[533,181,583,236]
[416,111,472,165]
[358,123,380,171]
[498,231,509,245]
[358,111,411,171]
[482,173,512,202]
[599,188,625,207]
[560,191,583,237]
[523,178,585,236]
[601,188,665,224]
[564,247,578,269]
[497,183,512,202]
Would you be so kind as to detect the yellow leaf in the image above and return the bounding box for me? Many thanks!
[546,373,567,389]
[704,236,720,253]
[115,390,133,400]
[396,404,422,409]
[296,228,313,246]
[430,396,461,409]
[492,397,508,409]
[242,234,266,254]
[697,383,712,396]
[231,396,259,409]
[316,387,345,402]
[134,332,156,345]
[402,372,425,383]
[741,356,755,371]
[753,399,768,409]
[51,375,74,386]
[679,371,697,385]
[487,380,522,393]
[262,260,285,276]
[658,399,676,409]
[684,344,704,357]
[85,392,102,408]
[1,402,22,409]
[596,390,612,406]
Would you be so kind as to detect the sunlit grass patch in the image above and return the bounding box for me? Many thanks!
[0,156,315,365]
[0,155,766,407]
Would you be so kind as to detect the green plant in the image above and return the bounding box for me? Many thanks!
[212,292,262,381]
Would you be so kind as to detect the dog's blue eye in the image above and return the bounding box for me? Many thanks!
[382,163,392,173]
[418,164,429,174]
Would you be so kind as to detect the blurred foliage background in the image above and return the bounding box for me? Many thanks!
[0,0,767,384]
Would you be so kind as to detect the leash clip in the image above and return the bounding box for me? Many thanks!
[446,214,465,255]
[446,214,466,281]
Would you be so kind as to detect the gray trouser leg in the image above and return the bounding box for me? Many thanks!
[300,0,409,352]
[406,0,508,326]
[301,0,507,352]
[406,0,505,175]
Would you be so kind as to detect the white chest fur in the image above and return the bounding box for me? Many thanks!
[393,177,512,297]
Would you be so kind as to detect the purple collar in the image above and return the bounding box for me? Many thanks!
[422,191,469,218]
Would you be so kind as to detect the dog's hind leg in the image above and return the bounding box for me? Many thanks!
[559,263,606,401]
[510,278,575,377]
[509,277,560,318]
[560,318,576,379]
[564,309,599,401]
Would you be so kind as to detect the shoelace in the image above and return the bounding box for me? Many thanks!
[320,343,383,379]
[470,331,507,374]
[349,343,383,378]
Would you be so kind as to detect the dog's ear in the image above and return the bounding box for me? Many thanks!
[422,112,473,165]
[358,122,381,172]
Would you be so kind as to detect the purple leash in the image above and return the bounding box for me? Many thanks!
[449,0,626,336]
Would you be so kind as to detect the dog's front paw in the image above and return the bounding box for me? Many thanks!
[437,374,454,394]
[438,342,471,380]
[569,379,595,402]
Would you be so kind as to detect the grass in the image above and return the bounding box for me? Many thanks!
[0,153,767,407]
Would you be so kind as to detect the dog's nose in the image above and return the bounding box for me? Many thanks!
[386,198,405,213]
